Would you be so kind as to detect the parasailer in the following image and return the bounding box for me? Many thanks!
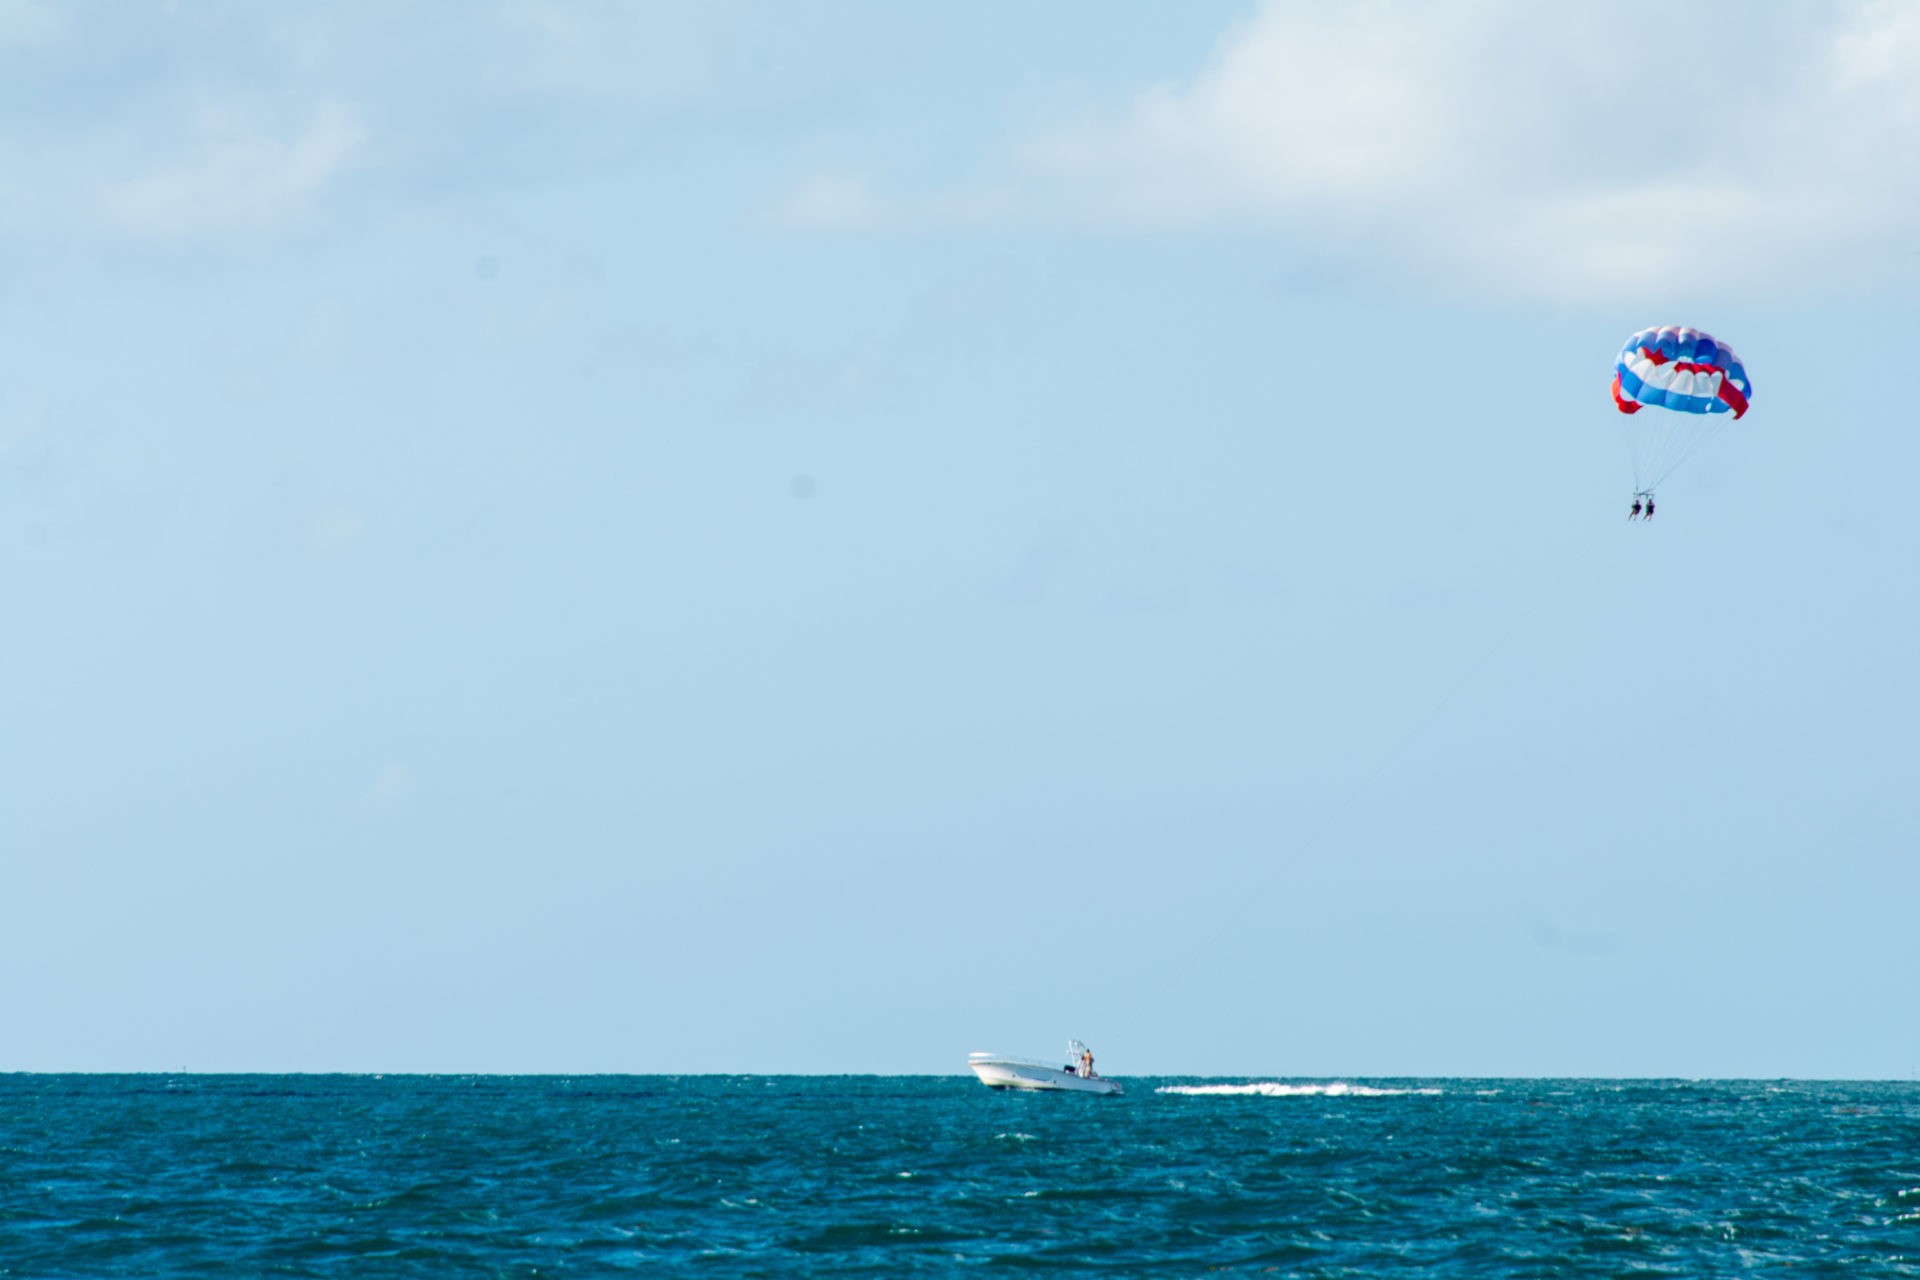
[1610,325,1752,513]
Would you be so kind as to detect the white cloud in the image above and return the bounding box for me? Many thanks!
[774,174,897,231]
[780,1,1920,303]
[363,763,416,814]
[1022,2,1494,218]
[0,2,821,248]
[1833,0,1920,88]
[103,99,365,239]
[767,172,1013,232]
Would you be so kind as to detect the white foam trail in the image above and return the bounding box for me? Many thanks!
[1156,1082,1441,1098]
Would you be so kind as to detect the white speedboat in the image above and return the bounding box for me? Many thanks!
[968,1041,1122,1095]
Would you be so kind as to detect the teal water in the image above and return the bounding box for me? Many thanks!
[2,1076,1917,1275]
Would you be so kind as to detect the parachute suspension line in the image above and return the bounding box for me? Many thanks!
[1643,419,1667,491]
[1665,415,1715,486]
[1642,418,1687,494]
[1622,402,1731,495]
[1621,414,1651,494]
[1645,412,1691,490]
[1648,415,1731,491]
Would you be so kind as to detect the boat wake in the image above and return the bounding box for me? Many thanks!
[1156,1082,1441,1098]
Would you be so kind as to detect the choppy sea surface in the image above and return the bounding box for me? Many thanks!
[3,1075,1917,1276]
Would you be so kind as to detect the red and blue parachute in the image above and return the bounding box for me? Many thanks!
[1610,325,1752,492]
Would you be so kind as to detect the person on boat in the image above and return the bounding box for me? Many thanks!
[1628,496,1642,520]
[1080,1047,1095,1079]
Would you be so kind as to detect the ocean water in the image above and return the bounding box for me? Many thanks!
[2,1076,1917,1276]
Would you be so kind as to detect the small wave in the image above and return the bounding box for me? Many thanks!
[1156,1082,1441,1098]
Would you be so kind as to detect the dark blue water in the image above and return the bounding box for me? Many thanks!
[3,1076,1917,1275]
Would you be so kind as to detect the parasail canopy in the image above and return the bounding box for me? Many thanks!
[1610,325,1753,491]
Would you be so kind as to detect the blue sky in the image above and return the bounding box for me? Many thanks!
[4,0,1918,1076]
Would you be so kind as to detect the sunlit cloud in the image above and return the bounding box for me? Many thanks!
[778,0,1920,304]
[772,174,897,231]
[103,99,365,239]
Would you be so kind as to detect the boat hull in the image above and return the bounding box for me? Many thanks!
[968,1054,1122,1095]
